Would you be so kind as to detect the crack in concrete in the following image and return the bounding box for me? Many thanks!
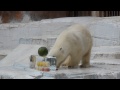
[93,36,111,40]
[93,36,119,42]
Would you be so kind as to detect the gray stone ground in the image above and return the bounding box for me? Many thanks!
[0,44,120,79]
[1,59,120,79]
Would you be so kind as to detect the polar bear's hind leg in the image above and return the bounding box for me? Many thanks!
[80,49,91,68]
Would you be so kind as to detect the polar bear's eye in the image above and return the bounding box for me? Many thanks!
[59,48,62,51]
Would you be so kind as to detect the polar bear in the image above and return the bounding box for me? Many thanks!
[48,24,93,69]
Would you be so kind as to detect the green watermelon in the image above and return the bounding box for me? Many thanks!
[38,47,48,57]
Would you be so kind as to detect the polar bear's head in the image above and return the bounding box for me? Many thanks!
[48,46,68,69]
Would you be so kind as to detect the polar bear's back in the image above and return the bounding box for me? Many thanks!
[55,24,92,54]
[66,24,86,31]
[57,24,91,41]
[59,24,89,36]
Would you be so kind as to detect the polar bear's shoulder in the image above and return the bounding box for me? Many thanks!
[67,24,87,31]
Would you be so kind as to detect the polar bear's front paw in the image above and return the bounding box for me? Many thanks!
[62,63,67,66]
[68,66,74,69]
[80,64,90,68]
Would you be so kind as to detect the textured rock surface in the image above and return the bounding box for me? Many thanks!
[91,46,120,59]
[1,17,120,50]
[1,59,120,79]
[0,50,11,60]
[0,44,120,79]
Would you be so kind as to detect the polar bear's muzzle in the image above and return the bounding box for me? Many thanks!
[46,56,57,66]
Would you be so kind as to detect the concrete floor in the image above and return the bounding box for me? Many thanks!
[0,44,120,79]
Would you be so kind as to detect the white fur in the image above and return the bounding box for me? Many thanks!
[48,24,93,69]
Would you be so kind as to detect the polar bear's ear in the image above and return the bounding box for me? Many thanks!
[59,47,64,53]
[59,47,62,51]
